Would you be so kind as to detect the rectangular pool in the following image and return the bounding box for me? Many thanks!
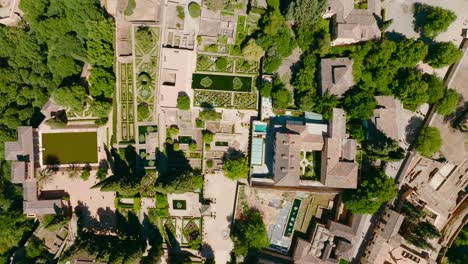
[284,199,302,237]
[42,132,98,165]
[254,123,267,133]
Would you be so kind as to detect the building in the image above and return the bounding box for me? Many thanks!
[293,214,369,263]
[251,109,358,189]
[323,0,381,46]
[371,96,404,143]
[320,57,354,96]
[362,207,433,264]
[4,127,63,217]
[159,47,196,108]
[0,0,21,26]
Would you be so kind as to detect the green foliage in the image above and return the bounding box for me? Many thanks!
[423,74,446,104]
[188,2,201,18]
[124,0,136,16]
[88,100,112,118]
[204,0,225,11]
[266,0,280,9]
[52,85,87,113]
[343,167,396,214]
[215,57,228,71]
[232,77,243,90]
[0,211,35,259]
[156,171,203,194]
[89,66,115,98]
[364,136,405,161]
[437,89,459,115]
[416,127,442,157]
[177,94,191,110]
[166,126,180,138]
[391,69,429,110]
[202,130,214,143]
[343,89,377,120]
[232,208,269,256]
[414,3,456,39]
[81,168,91,181]
[206,159,214,168]
[400,202,441,250]
[223,156,249,180]
[199,108,222,121]
[426,42,463,68]
[189,141,197,151]
[96,168,108,181]
[137,103,151,120]
[287,0,327,46]
[260,82,273,97]
[200,77,213,88]
[347,119,366,142]
[258,9,297,73]
[292,52,318,111]
[242,39,265,63]
[176,5,185,19]
[195,118,205,128]
[270,77,292,109]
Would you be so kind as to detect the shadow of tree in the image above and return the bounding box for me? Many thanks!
[405,116,424,144]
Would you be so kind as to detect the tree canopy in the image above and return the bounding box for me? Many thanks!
[414,3,457,39]
[437,89,460,116]
[232,208,269,256]
[399,202,441,250]
[426,42,463,68]
[242,39,265,63]
[223,156,249,180]
[343,88,377,120]
[364,136,405,162]
[343,167,397,214]
[415,127,442,157]
[176,94,191,110]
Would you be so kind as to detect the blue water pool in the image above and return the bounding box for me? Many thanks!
[254,123,267,133]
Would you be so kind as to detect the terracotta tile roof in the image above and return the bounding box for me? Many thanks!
[320,58,354,96]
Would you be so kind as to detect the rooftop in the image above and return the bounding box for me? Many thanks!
[372,96,404,142]
[320,57,354,96]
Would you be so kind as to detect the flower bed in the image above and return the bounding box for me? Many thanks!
[233,92,258,109]
[192,73,252,92]
[182,218,202,247]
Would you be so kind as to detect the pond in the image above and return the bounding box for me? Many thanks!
[42,132,98,165]
[192,73,252,92]
[173,200,187,210]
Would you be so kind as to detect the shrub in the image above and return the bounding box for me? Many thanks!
[206,159,214,168]
[215,57,228,71]
[177,94,191,110]
[202,130,214,143]
[200,77,213,88]
[260,82,273,97]
[195,118,205,128]
[176,5,185,19]
[166,126,180,138]
[80,169,90,181]
[188,2,201,18]
[426,42,463,68]
[232,77,243,90]
[416,127,442,157]
[124,0,136,16]
[96,168,107,181]
[189,141,197,151]
[199,108,222,121]
[223,156,249,180]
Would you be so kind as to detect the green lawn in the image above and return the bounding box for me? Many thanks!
[42,132,98,165]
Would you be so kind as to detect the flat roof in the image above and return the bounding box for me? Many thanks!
[251,137,265,166]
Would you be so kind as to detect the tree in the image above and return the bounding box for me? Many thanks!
[223,156,249,180]
[343,167,396,214]
[260,82,273,97]
[414,3,456,39]
[391,69,429,111]
[88,66,115,98]
[287,0,327,32]
[188,2,201,18]
[215,57,228,71]
[400,202,441,250]
[392,39,428,68]
[437,89,460,116]
[416,127,442,157]
[52,85,87,113]
[364,136,405,161]
[177,94,190,110]
[232,208,269,256]
[343,89,377,120]
[204,0,225,11]
[88,100,112,118]
[202,130,214,143]
[271,87,292,109]
[199,108,222,121]
[242,39,265,63]
[423,74,445,104]
[166,126,180,138]
[426,42,463,68]
[157,171,203,193]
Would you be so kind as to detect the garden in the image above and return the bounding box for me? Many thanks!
[300,151,321,181]
[114,196,141,213]
[173,200,187,210]
[193,90,258,109]
[138,125,157,144]
[139,148,155,167]
[196,54,259,74]
[192,73,252,92]
[148,193,169,220]
[161,218,178,246]
[134,26,160,122]
[119,63,135,142]
[182,218,202,249]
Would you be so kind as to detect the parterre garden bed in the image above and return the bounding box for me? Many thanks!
[182,218,202,247]
[119,63,135,142]
[196,54,259,74]
[194,90,257,109]
[134,26,160,122]
[192,73,252,92]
